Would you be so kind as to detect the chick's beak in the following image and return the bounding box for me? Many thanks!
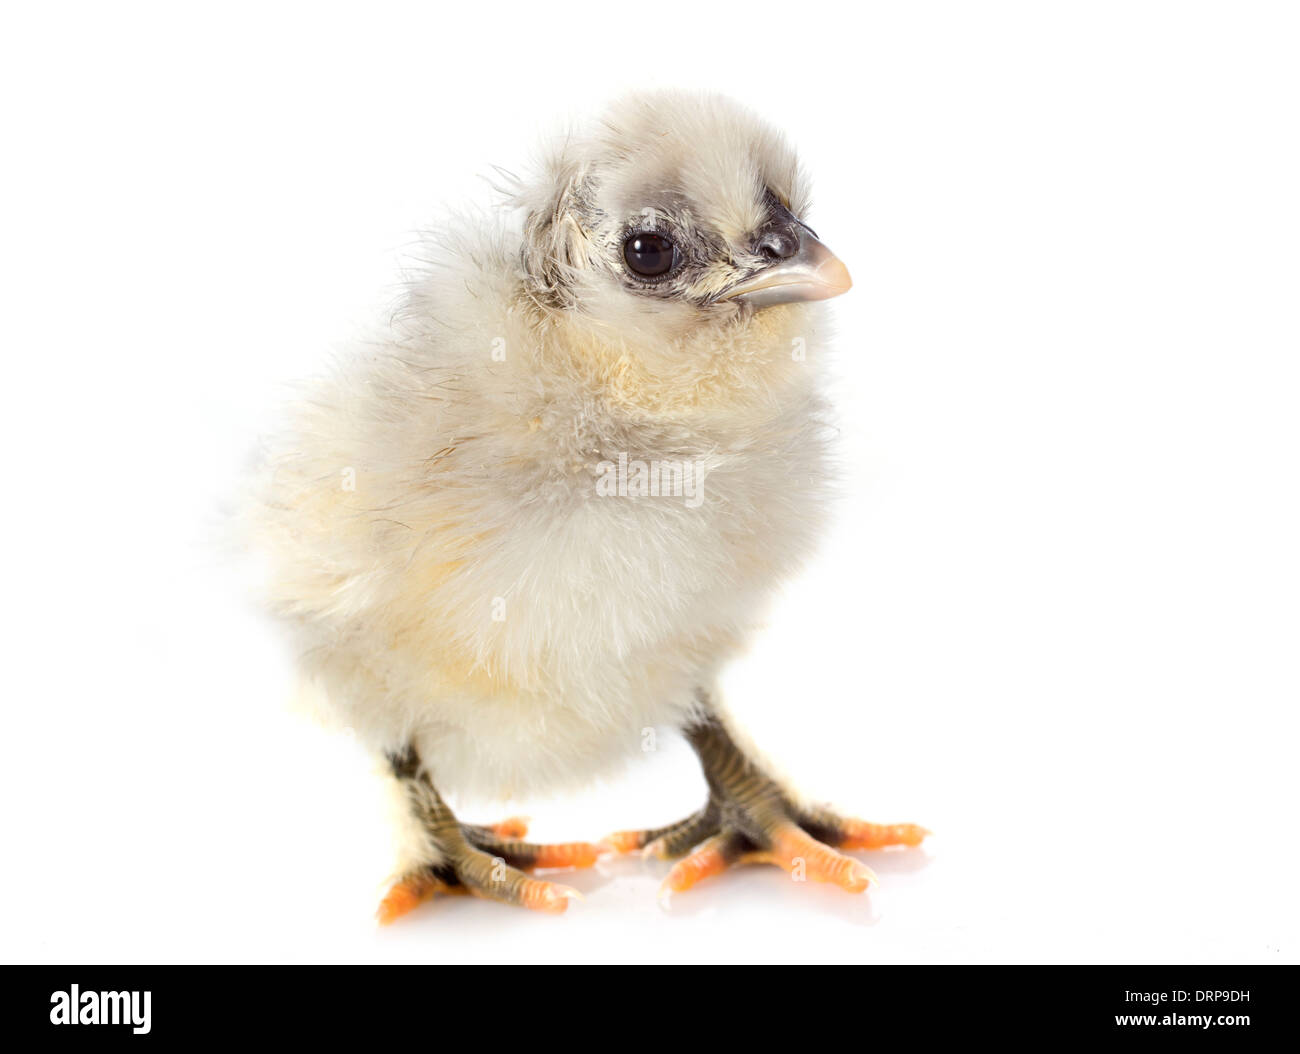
[718,231,853,308]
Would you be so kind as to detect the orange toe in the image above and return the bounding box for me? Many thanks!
[602,830,646,854]
[518,879,581,915]
[532,842,603,869]
[376,874,439,925]
[839,820,930,850]
[661,837,731,895]
[490,816,530,839]
[770,825,877,893]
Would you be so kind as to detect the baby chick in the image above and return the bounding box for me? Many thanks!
[250,91,927,920]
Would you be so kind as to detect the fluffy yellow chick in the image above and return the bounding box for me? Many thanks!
[248,91,927,920]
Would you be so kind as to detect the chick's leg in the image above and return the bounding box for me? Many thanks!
[609,712,928,899]
[376,746,601,923]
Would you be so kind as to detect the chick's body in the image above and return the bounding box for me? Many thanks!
[252,93,923,915]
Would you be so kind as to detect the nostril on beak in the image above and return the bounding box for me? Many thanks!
[755,228,800,261]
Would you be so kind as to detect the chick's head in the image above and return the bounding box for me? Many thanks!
[516,92,851,353]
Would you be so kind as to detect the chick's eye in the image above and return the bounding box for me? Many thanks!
[623,232,676,277]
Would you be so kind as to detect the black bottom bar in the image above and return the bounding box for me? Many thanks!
[2,965,1290,1042]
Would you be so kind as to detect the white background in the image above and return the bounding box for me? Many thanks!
[2,1,1296,965]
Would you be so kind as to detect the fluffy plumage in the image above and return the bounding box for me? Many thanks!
[248,91,842,865]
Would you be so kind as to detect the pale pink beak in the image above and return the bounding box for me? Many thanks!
[717,233,853,308]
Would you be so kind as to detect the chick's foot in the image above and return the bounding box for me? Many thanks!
[607,713,928,900]
[376,750,602,924]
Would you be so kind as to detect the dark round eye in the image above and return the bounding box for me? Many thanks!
[623,232,676,277]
